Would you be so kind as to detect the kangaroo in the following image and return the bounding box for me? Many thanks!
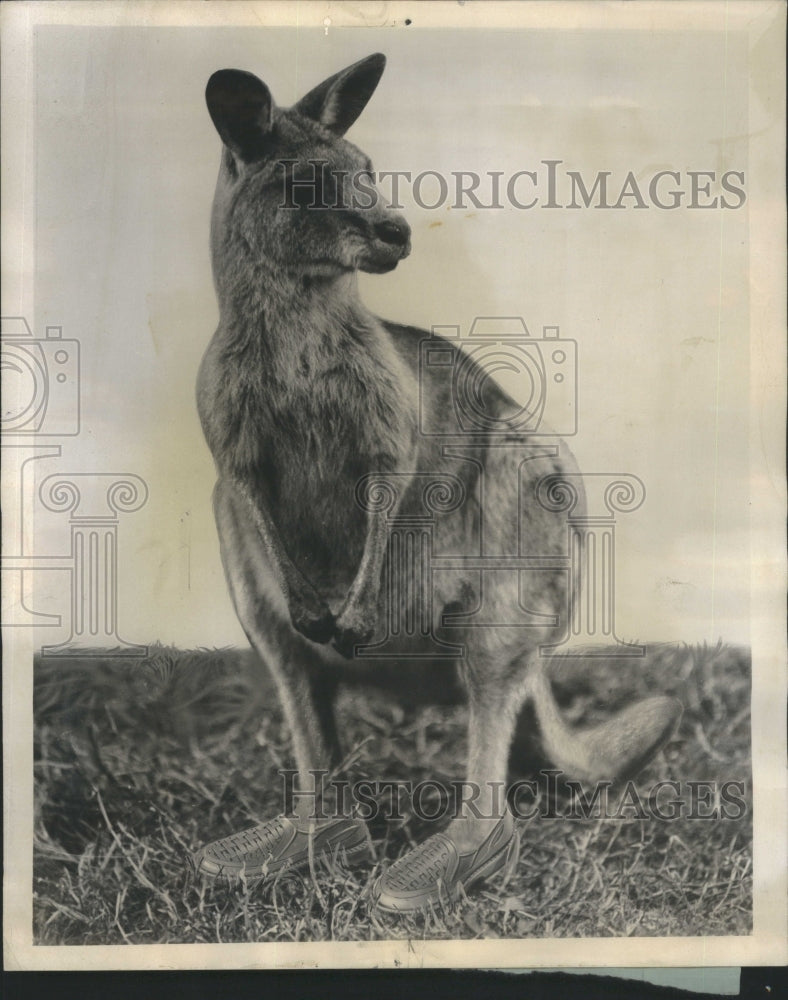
[193,54,682,912]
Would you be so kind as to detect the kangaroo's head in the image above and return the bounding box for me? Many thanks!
[206,53,411,286]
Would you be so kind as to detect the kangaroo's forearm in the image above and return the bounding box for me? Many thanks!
[232,478,300,598]
[229,477,335,643]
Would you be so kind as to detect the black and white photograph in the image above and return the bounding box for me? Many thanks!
[2,0,785,971]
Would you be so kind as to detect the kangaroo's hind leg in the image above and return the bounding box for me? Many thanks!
[192,480,370,882]
[215,480,340,786]
[373,446,571,911]
[372,636,531,913]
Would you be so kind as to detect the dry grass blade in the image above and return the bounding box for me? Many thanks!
[95,788,179,923]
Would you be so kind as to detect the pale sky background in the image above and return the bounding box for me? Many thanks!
[25,24,752,649]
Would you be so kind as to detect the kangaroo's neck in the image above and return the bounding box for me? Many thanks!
[213,244,378,367]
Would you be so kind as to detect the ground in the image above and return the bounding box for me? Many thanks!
[33,641,752,944]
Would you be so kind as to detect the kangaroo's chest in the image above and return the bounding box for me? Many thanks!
[199,325,416,589]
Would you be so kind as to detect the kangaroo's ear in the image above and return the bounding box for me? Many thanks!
[294,53,386,136]
[206,69,274,163]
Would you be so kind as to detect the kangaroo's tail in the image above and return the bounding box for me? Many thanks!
[526,655,683,783]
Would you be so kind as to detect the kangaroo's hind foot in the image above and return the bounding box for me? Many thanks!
[193,814,371,883]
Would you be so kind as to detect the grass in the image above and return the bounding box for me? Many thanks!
[33,641,752,944]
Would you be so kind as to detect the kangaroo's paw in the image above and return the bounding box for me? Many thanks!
[331,604,377,659]
[290,595,336,644]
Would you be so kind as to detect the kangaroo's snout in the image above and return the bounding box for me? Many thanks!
[374,218,411,252]
[359,213,410,273]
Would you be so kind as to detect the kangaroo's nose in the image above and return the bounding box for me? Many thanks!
[374,218,411,248]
